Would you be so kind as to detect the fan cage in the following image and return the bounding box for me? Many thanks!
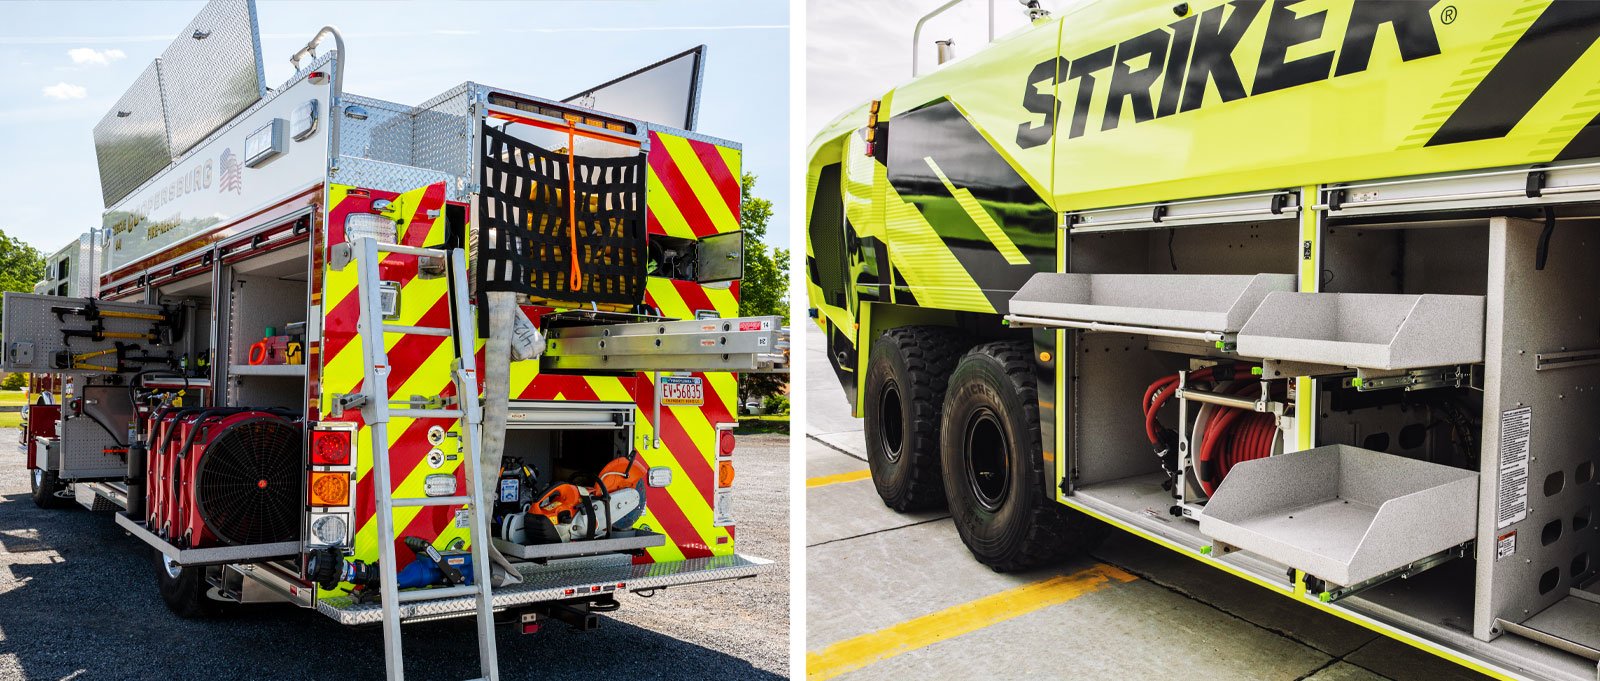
[194,416,303,546]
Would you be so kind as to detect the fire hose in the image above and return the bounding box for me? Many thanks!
[1142,366,1280,497]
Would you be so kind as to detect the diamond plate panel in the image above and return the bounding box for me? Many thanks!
[412,83,473,178]
[93,61,171,207]
[314,553,770,625]
[334,157,462,200]
[339,93,414,165]
[159,0,265,155]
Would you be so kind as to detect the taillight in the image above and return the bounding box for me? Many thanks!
[718,460,735,488]
[310,471,350,506]
[311,429,351,466]
[719,430,736,456]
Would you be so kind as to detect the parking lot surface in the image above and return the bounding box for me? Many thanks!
[0,430,788,681]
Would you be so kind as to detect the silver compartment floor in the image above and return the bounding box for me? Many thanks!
[1072,472,1600,681]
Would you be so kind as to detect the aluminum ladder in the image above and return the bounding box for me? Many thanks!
[349,237,498,681]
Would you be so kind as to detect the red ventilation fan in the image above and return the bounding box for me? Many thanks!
[147,409,302,548]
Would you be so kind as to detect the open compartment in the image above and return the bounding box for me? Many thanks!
[490,401,661,560]
[220,245,310,409]
[1235,292,1484,370]
[1198,444,1477,587]
[1010,272,1293,337]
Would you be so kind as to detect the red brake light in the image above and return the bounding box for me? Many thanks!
[312,429,351,466]
[719,430,736,456]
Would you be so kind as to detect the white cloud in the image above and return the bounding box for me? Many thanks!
[41,82,87,100]
[67,47,125,65]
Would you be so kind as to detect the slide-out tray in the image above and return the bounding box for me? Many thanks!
[1235,292,1483,370]
[1198,445,1477,586]
[1007,273,1294,337]
[493,529,665,561]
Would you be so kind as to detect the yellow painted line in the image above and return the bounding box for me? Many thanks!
[806,563,1136,680]
[806,469,871,488]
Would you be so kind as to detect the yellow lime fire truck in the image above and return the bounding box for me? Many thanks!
[6,2,783,679]
[808,1,1600,678]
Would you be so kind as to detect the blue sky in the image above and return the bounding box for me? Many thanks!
[0,0,790,255]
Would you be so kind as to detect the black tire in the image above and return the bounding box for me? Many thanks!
[941,341,1107,572]
[864,326,968,512]
[29,468,69,509]
[157,556,222,618]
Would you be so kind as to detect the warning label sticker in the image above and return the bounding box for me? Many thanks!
[1496,407,1532,529]
[455,509,470,529]
[1497,531,1517,560]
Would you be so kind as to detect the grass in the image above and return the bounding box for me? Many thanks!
[735,414,789,435]
[0,389,28,428]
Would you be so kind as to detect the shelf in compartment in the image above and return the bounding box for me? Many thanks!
[229,363,307,377]
[493,529,665,561]
[1235,292,1484,370]
[1007,272,1295,339]
[1197,444,1477,587]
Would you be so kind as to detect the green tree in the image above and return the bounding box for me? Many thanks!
[736,173,789,406]
[0,232,44,316]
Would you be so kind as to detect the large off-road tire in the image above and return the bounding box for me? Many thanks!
[157,554,222,618]
[864,326,967,512]
[941,341,1107,572]
[30,468,69,509]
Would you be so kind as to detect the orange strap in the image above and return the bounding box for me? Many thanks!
[566,123,582,292]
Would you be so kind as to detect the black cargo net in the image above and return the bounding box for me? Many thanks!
[479,125,646,305]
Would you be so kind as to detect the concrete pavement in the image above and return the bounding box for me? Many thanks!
[803,325,1490,681]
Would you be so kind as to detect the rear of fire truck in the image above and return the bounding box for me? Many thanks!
[4,1,780,671]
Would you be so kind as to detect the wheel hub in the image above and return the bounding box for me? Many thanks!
[878,381,905,463]
[964,408,1011,511]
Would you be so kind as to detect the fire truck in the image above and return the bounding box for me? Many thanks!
[808,1,1599,678]
[6,2,782,678]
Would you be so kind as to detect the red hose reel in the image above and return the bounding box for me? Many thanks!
[1143,367,1283,497]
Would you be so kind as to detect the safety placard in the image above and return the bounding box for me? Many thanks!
[1496,407,1532,529]
[660,376,704,406]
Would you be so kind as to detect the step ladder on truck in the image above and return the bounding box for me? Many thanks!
[2,2,784,680]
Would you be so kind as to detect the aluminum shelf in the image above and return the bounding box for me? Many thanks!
[229,363,307,377]
[492,529,664,561]
[1007,272,1295,339]
[1235,292,1484,370]
[1198,445,1477,587]
[114,512,300,567]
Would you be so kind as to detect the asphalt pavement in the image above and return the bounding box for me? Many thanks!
[0,430,788,681]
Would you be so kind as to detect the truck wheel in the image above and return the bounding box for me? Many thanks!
[940,341,1107,572]
[157,555,221,618]
[864,326,967,512]
[30,469,69,509]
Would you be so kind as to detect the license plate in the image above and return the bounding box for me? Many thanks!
[660,376,704,406]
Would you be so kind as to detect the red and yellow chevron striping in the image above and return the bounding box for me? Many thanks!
[646,130,742,239]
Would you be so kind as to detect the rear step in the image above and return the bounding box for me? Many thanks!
[314,553,770,625]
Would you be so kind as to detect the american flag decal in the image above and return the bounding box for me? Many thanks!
[218,148,242,194]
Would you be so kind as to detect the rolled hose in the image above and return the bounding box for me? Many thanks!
[1142,367,1279,496]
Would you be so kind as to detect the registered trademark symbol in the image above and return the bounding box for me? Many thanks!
[1441,5,1457,24]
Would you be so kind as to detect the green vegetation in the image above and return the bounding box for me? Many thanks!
[0,389,29,429]
[0,231,44,316]
[737,172,790,406]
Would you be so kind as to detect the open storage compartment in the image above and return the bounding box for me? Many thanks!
[1198,444,1477,587]
[220,244,310,409]
[1236,292,1484,370]
[1010,272,1294,337]
[491,401,661,560]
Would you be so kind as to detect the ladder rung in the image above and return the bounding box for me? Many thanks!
[376,243,447,258]
[395,584,481,603]
[391,495,471,508]
[381,324,452,337]
[390,408,462,419]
